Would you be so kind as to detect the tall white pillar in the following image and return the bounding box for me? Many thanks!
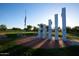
[43,24,46,39]
[37,24,41,38]
[37,24,43,39]
[37,25,41,38]
[48,19,52,40]
[61,8,67,41]
[55,14,58,41]
[38,24,46,39]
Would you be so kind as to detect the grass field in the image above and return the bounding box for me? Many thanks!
[0,31,79,39]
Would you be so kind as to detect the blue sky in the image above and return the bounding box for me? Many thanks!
[0,3,79,29]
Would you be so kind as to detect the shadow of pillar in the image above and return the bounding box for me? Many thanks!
[51,40,55,48]
[63,40,72,47]
[55,40,59,48]
[48,39,55,48]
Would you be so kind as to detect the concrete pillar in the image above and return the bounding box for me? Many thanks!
[48,19,52,40]
[37,25,41,38]
[61,8,67,41]
[38,24,46,39]
[41,24,43,39]
[43,24,46,39]
[55,14,58,41]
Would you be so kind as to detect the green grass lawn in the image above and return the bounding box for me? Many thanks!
[66,34,79,40]
[0,31,37,35]
[0,31,79,39]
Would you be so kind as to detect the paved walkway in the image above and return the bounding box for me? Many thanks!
[16,36,79,49]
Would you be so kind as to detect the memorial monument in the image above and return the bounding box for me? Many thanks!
[55,14,58,41]
[37,7,68,47]
[37,24,46,39]
[61,8,67,42]
[48,19,52,40]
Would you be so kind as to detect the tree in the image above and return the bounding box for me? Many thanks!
[26,25,32,31]
[72,26,79,34]
[33,26,38,31]
[24,28,27,31]
[66,27,72,33]
[12,27,22,31]
[58,27,61,32]
[0,24,7,31]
